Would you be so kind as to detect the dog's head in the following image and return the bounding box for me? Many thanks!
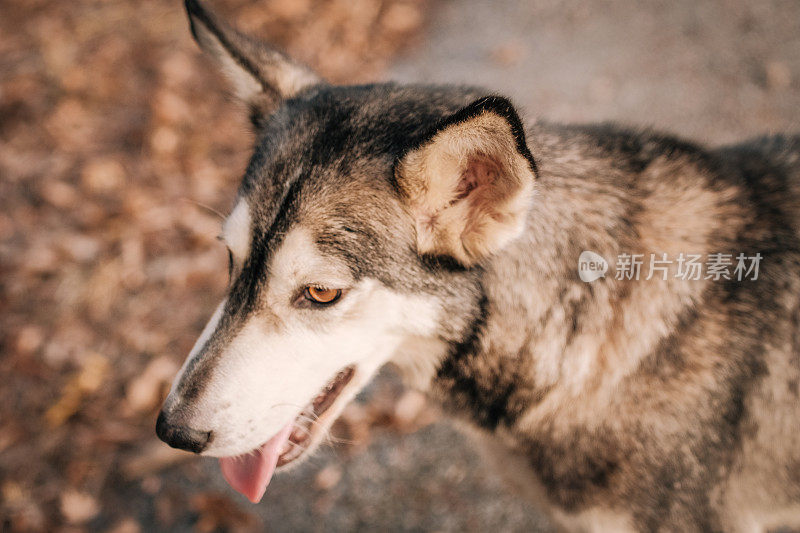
[157,0,537,502]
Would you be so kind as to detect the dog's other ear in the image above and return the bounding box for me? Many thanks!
[396,96,537,266]
[185,0,322,120]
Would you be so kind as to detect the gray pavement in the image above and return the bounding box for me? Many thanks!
[391,0,800,144]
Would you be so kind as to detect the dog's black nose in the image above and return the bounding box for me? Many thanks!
[156,411,211,453]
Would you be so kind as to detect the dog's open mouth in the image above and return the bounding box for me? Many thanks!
[276,365,355,467]
[218,365,356,503]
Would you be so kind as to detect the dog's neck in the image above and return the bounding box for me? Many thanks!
[394,126,745,433]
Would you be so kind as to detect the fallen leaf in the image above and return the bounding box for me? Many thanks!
[314,464,343,491]
[60,490,100,525]
[121,441,192,480]
[45,353,109,428]
[124,356,179,414]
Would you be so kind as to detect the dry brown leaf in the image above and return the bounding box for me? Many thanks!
[314,464,343,491]
[81,157,126,193]
[190,493,260,533]
[60,490,100,525]
[45,352,110,428]
[120,441,192,480]
[107,518,142,533]
[124,356,179,414]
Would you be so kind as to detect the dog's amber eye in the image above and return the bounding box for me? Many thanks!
[304,286,342,305]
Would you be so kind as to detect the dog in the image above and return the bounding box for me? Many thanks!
[156,1,800,530]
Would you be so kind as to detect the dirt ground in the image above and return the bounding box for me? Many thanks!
[2,0,799,532]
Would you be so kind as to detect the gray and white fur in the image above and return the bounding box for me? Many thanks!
[157,1,800,531]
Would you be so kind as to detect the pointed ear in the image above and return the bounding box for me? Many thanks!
[185,0,322,119]
[395,96,537,266]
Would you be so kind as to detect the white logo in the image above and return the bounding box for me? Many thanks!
[578,250,608,282]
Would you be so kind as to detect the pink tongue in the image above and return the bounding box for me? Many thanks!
[218,423,293,503]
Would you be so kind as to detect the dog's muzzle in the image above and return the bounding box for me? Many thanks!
[155,409,212,454]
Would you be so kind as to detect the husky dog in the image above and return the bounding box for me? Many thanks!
[156,1,800,530]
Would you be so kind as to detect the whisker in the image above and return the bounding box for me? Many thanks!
[266,403,358,450]
[326,434,358,445]
[294,418,311,435]
[269,402,308,411]
[282,439,306,452]
[181,198,226,220]
[297,411,321,423]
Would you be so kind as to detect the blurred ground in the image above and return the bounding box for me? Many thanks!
[392,0,800,144]
[2,0,800,532]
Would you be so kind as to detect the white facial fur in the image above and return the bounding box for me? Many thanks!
[167,298,226,400]
[221,198,251,262]
[167,221,441,459]
[164,196,251,403]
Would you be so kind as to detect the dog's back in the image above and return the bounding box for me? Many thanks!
[443,126,800,531]
[712,134,800,531]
